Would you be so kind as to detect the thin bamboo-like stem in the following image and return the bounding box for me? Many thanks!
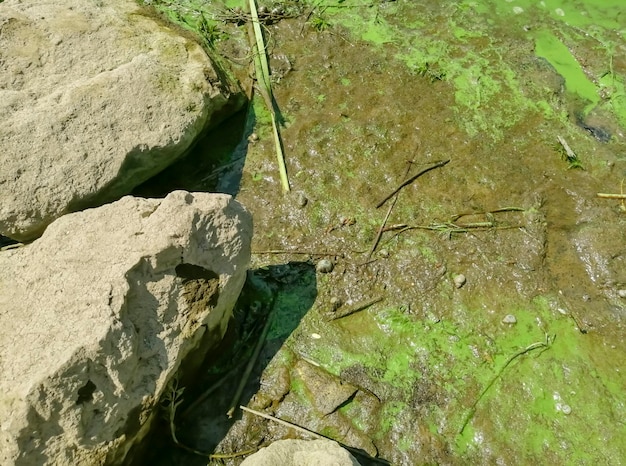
[247,0,290,191]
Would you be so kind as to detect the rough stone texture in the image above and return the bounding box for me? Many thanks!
[0,191,252,466]
[294,360,358,416]
[240,439,361,466]
[0,0,245,241]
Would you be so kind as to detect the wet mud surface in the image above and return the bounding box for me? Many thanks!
[139,1,626,464]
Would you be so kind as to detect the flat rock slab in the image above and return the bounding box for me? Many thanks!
[295,359,358,416]
[0,0,244,241]
[0,191,251,465]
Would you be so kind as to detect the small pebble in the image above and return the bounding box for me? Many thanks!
[271,6,284,15]
[617,289,626,298]
[329,296,342,311]
[247,132,259,142]
[311,333,322,339]
[453,274,466,289]
[561,404,572,415]
[502,314,517,324]
[379,249,389,258]
[296,192,308,208]
[316,259,334,273]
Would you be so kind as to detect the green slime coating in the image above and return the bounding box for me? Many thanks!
[534,29,599,115]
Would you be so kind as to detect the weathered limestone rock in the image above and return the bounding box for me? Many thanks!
[0,0,245,241]
[0,191,252,465]
[240,439,361,466]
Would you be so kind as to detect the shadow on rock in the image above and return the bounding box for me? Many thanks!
[132,106,255,199]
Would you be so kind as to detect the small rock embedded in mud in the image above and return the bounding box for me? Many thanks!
[296,192,308,208]
[453,274,466,288]
[617,289,626,298]
[247,132,259,143]
[316,258,334,273]
[502,314,517,324]
[329,296,342,311]
[379,248,389,258]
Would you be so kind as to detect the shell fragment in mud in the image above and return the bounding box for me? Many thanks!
[316,259,334,273]
[453,274,466,288]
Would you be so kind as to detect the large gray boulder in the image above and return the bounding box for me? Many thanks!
[0,0,245,241]
[0,191,252,465]
[240,439,361,466]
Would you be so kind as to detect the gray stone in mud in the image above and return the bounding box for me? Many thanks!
[295,360,358,416]
[240,439,361,466]
[0,0,245,241]
[0,191,252,465]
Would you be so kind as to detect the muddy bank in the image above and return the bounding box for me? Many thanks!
[139,1,626,464]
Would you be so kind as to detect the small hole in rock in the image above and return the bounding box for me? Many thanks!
[76,380,97,405]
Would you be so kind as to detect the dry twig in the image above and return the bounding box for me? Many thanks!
[240,406,390,464]
[376,159,450,208]
[329,296,384,321]
[227,305,274,418]
[459,334,553,434]
[366,158,415,260]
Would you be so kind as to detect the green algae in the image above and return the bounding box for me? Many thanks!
[312,0,626,138]
[535,30,599,115]
[288,289,626,463]
[147,0,241,35]
[452,298,626,462]
[148,0,625,138]
[379,401,407,435]
[465,0,626,128]
[312,1,542,139]
[471,0,626,31]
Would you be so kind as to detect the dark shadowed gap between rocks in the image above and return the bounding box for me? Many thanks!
[133,105,254,199]
[134,263,317,466]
